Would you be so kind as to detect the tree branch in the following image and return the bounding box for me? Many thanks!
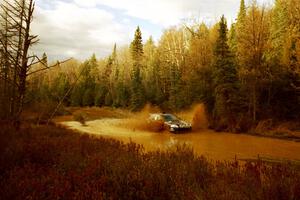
[27,57,73,76]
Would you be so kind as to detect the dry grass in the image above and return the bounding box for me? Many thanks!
[0,123,300,200]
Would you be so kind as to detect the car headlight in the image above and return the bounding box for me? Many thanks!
[171,125,179,128]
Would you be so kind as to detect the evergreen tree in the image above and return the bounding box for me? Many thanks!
[71,55,97,106]
[130,26,144,62]
[112,43,117,63]
[169,64,184,110]
[228,23,237,55]
[71,85,83,106]
[51,73,71,105]
[42,52,48,67]
[212,15,240,131]
[237,0,246,22]
[111,43,119,106]
[269,0,289,64]
[130,26,145,110]
[143,36,158,104]
[236,0,247,62]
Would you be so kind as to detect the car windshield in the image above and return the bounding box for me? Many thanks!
[162,114,178,122]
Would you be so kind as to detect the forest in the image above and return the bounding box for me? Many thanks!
[7,0,297,132]
[1,0,300,199]
[0,0,300,143]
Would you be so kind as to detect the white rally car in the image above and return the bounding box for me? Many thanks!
[149,113,192,133]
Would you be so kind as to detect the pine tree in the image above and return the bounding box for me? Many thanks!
[111,43,119,106]
[237,0,246,22]
[112,43,117,63]
[143,36,158,104]
[213,15,240,131]
[228,23,237,55]
[130,26,145,110]
[130,26,144,62]
[42,52,48,67]
[169,64,184,110]
[72,55,97,107]
[270,0,289,64]
[71,85,84,106]
[236,0,247,62]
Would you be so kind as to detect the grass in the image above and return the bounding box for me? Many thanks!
[1,123,300,200]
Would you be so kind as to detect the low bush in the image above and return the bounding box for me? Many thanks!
[0,124,299,199]
[73,112,87,125]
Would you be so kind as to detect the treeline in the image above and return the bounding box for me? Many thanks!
[27,0,300,131]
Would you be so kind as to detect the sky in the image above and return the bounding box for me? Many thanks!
[31,0,274,61]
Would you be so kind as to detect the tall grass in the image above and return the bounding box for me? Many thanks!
[0,124,299,199]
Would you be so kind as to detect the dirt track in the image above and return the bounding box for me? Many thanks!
[61,118,300,162]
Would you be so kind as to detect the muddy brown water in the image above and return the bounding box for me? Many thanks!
[61,119,300,162]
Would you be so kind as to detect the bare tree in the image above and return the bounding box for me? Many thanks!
[0,0,51,123]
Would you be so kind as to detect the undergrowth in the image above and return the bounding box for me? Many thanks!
[0,123,299,200]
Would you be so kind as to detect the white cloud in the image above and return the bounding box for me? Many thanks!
[85,0,274,27]
[32,0,132,61]
[74,0,97,8]
[31,0,274,61]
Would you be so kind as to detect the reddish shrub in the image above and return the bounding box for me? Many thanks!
[0,124,299,200]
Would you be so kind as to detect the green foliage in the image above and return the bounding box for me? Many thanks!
[270,0,289,63]
[130,26,145,110]
[168,64,185,110]
[51,73,71,105]
[228,23,237,54]
[212,16,241,131]
[82,88,95,107]
[70,55,98,107]
[131,65,145,110]
[71,85,83,106]
[130,26,144,61]
[238,0,246,22]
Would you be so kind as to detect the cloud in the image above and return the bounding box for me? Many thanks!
[82,0,273,27]
[31,0,132,61]
[103,0,274,32]
[31,0,274,61]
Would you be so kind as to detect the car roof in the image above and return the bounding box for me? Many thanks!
[149,113,174,115]
[161,113,175,116]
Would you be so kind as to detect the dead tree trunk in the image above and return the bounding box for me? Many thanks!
[17,0,35,118]
[0,0,38,122]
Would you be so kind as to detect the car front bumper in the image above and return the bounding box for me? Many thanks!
[170,126,192,133]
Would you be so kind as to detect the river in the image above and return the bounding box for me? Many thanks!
[61,118,300,162]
